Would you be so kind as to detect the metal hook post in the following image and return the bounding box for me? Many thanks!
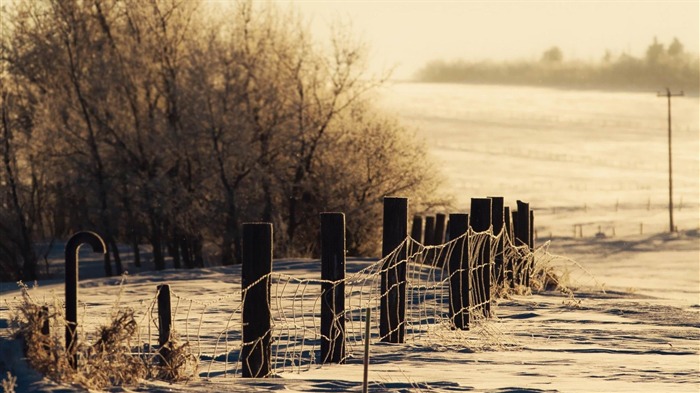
[65,231,106,368]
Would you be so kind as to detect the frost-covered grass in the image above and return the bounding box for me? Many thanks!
[3,280,197,391]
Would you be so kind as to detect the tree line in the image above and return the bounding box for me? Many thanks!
[0,0,448,281]
[416,38,699,94]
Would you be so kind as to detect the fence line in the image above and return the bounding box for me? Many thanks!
[47,196,584,380]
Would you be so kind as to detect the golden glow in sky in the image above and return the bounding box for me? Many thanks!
[267,0,699,79]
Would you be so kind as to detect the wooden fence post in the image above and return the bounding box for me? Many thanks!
[434,213,447,245]
[489,197,505,287]
[504,206,513,288]
[40,306,50,352]
[241,223,273,378]
[515,201,531,288]
[65,231,106,368]
[410,215,423,244]
[157,284,172,363]
[40,306,50,336]
[448,213,469,329]
[423,215,436,267]
[530,211,536,287]
[530,211,535,250]
[320,213,346,364]
[434,213,448,267]
[470,198,492,317]
[380,197,408,343]
[424,216,436,246]
[510,209,517,288]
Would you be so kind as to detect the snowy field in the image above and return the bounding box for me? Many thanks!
[377,83,700,238]
[1,83,699,392]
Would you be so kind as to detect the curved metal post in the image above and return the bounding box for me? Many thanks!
[65,231,106,368]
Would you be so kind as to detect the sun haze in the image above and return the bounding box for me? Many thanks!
[269,0,699,79]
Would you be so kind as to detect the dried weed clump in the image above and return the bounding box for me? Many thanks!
[9,286,72,382]
[79,308,147,388]
[530,263,570,294]
[154,335,198,382]
[9,283,196,390]
[1,372,17,393]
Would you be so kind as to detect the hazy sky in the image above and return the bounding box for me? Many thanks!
[270,0,699,79]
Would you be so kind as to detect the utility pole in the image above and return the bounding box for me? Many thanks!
[657,88,684,233]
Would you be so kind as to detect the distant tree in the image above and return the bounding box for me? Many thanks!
[668,37,684,57]
[645,37,665,64]
[414,38,698,94]
[602,50,612,63]
[541,46,563,63]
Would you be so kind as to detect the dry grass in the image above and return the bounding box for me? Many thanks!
[1,372,17,393]
[154,334,198,382]
[9,282,196,390]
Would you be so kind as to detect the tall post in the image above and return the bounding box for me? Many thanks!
[469,198,492,317]
[380,197,408,343]
[530,211,535,287]
[40,306,50,336]
[410,215,424,244]
[434,213,448,267]
[530,210,535,250]
[410,215,424,264]
[40,306,50,352]
[447,213,469,329]
[434,213,447,245]
[65,232,106,368]
[514,201,531,288]
[157,284,172,363]
[320,213,346,364]
[504,206,514,288]
[489,197,505,286]
[424,216,436,246]
[241,223,273,378]
[658,88,684,233]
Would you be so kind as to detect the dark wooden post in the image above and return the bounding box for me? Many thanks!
[530,210,535,250]
[40,306,50,352]
[447,213,469,329]
[65,231,106,368]
[40,306,50,336]
[434,213,447,245]
[320,213,346,364]
[133,241,142,268]
[510,209,518,288]
[424,216,436,246]
[434,213,448,267]
[489,197,505,286]
[410,214,424,264]
[410,215,423,244]
[515,201,531,288]
[241,223,273,378]
[469,198,492,317]
[529,210,535,287]
[380,197,408,343]
[504,206,514,288]
[423,215,436,266]
[157,284,172,363]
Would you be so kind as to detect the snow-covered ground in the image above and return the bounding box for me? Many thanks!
[1,84,699,392]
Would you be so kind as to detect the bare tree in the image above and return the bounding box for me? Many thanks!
[1,0,447,279]
[0,82,40,281]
